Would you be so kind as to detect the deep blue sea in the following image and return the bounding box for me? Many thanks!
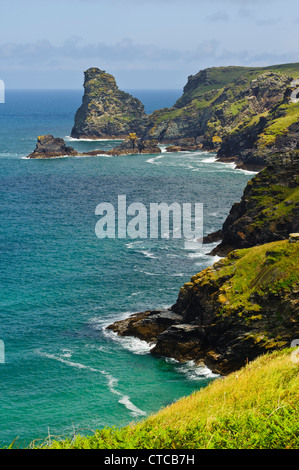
[0,89,256,447]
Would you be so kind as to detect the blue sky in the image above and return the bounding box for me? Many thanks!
[1,0,299,89]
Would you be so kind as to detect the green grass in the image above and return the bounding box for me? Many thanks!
[191,240,298,306]
[29,349,299,449]
[257,102,299,147]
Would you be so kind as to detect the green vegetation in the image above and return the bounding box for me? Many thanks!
[28,349,299,449]
[186,239,299,324]
[257,103,299,148]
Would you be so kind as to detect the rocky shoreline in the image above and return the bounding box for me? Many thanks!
[107,150,299,375]
[26,134,162,159]
[107,237,299,376]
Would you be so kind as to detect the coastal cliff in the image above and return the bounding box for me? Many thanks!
[209,150,299,256]
[108,239,299,375]
[71,68,148,139]
[144,63,299,170]
[107,148,299,374]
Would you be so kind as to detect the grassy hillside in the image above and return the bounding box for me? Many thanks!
[146,63,299,163]
[32,349,299,449]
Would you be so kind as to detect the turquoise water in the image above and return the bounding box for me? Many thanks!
[0,90,255,447]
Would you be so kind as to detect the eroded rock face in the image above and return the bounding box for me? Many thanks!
[26,135,78,159]
[107,240,299,375]
[106,139,161,156]
[106,309,183,343]
[71,68,148,139]
[143,66,299,170]
[210,151,299,256]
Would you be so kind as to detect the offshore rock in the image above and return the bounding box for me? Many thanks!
[26,135,78,159]
[71,68,148,139]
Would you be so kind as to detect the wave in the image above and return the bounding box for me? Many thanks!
[65,136,124,142]
[176,360,219,380]
[125,240,144,249]
[103,371,146,417]
[38,350,99,373]
[137,249,157,259]
[38,349,146,417]
[146,155,165,165]
[103,328,153,357]
[235,168,259,176]
[201,155,217,163]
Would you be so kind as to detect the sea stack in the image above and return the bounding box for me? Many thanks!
[71,68,148,139]
[26,135,78,159]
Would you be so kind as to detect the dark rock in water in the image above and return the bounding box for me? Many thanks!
[202,230,223,244]
[26,135,78,159]
[71,68,148,139]
[150,325,208,363]
[165,138,203,152]
[106,138,161,156]
[106,309,182,343]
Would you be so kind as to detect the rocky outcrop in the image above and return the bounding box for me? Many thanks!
[106,138,161,156]
[71,68,148,139]
[26,135,79,159]
[26,135,162,159]
[107,239,299,375]
[143,64,299,170]
[209,151,299,256]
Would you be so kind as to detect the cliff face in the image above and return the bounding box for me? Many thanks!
[108,239,299,375]
[210,151,299,256]
[71,68,148,139]
[144,64,299,169]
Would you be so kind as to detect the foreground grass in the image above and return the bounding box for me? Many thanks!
[33,349,299,449]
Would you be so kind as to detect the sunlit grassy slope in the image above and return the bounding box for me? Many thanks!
[34,349,299,449]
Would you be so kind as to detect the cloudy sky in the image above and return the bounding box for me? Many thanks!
[1,0,299,89]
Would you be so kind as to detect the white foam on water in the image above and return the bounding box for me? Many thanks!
[138,249,157,259]
[235,168,259,176]
[103,372,146,416]
[38,350,146,417]
[103,328,153,357]
[65,136,124,142]
[125,240,144,249]
[201,155,217,163]
[146,155,165,165]
[177,361,220,380]
[38,350,99,373]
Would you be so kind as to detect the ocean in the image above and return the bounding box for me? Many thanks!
[0,89,256,447]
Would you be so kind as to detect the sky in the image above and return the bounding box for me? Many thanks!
[0,0,299,90]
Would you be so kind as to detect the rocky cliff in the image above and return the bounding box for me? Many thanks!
[144,63,299,170]
[71,68,148,139]
[209,150,299,256]
[107,239,299,375]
